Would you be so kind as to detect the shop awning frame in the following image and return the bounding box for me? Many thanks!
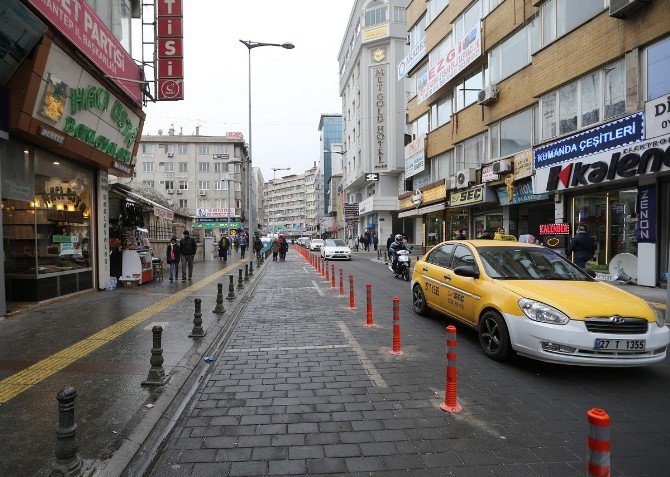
[398,202,446,218]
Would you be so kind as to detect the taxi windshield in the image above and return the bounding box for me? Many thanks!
[477,246,592,281]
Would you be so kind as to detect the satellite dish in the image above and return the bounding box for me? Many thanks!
[608,253,638,281]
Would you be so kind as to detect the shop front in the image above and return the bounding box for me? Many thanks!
[398,179,448,252]
[449,184,498,239]
[496,177,552,240]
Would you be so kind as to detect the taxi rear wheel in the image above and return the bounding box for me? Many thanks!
[479,311,512,361]
[413,285,429,316]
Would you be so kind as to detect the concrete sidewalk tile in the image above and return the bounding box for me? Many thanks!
[176,448,217,463]
[215,447,252,462]
[306,432,340,445]
[268,459,307,475]
[289,445,325,459]
[324,443,362,458]
[492,463,540,477]
[190,462,231,476]
[228,460,268,476]
[306,457,348,474]
[395,440,435,454]
[421,451,463,468]
[251,445,288,460]
[447,466,497,476]
[382,453,426,471]
[345,456,386,472]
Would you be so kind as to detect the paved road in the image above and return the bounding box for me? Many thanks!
[142,247,670,476]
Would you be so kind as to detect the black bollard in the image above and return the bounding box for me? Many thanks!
[189,298,206,338]
[226,275,236,300]
[237,269,244,289]
[244,264,249,282]
[142,326,170,386]
[50,387,83,477]
[213,283,225,315]
[249,260,254,277]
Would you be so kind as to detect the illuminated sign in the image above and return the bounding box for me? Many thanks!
[156,0,184,101]
[539,223,570,235]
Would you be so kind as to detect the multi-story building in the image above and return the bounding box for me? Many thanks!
[399,0,670,286]
[252,167,266,234]
[264,171,308,236]
[318,114,343,215]
[338,0,410,243]
[304,163,325,237]
[135,128,249,235]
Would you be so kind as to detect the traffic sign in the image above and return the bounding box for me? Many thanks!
[366,173,379,182]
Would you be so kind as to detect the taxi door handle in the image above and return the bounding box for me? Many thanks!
[422,267,428,272]
[444,274,451,280]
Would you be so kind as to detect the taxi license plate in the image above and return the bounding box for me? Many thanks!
[594,338,646,351]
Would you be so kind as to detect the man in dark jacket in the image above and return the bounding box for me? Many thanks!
[566,225,596,269]
[166,237,181,281]
[179,230,197,281]
[253,234,263,260]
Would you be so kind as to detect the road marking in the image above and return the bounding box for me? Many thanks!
[225,344,350,353]
[337,321,387,388]
[0,260,248,405]
[650,301,667,309]
[311,281,324,296]
[302,267,309,274]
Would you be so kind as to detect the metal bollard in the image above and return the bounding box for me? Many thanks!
[226,275,236,300]
[389,297,402,356]
[249,260,254,277]
[142,326,170,386]
[349,274,356,310]
[365,283,374,327]
[51,387,84,477]
[189,298,206,338]
[213,283,225,314]
[587,408,611,477]
[331,264,336,289]
[440,325,462,413]
[244,264,250,282]
[339,269,344,296]
[237,268,244,289]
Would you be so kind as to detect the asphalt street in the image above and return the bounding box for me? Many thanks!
[139,246,670,476]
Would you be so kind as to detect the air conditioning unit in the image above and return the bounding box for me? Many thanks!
[448,176,457,190]
[492,159,512,174]
[199,190,207,196]
[167,189,175,194]
[456,168,476,189]
[176,189,183,194]
[167,152,174,157]
[609,0,649,18]
[477,84,499,106]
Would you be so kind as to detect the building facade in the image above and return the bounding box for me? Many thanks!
[1,0,145,313]
[400,0,670,286]
[252,167,266,235]
[134,129,249,236]
[263,171,308,237]
[318,114,343,215]
[339,0,410,244]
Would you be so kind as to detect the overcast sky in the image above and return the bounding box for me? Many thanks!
[139,1,353,183]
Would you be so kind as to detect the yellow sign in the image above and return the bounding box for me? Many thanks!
[450,185,487,207]
[230,229,237,236]
[364,24,389,42]
[513,150,533,179]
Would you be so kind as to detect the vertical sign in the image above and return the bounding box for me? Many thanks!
[156,0,184,100]
[97,171,110,288]
[371,65,388,169]
[636,184,656,243]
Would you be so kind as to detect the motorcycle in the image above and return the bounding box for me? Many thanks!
[390,249,411,281]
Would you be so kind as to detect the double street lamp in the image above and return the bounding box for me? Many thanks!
[271,167,291,237]
[239,40,295,237]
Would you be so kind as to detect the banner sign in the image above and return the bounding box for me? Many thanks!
[533,113,644,170]
[196,208,238,218]
[26,0,142,105]
[417,25,481,104]
[97,170,110,288]
[636,184,656,244]
[540,223,570,235]
[156,0,184,100]
[404,136,425,178]
[397,37,426,81]
[497,179,548,205]
[450,184,495,207]
[153,205,174,220]
[646,96,670,139]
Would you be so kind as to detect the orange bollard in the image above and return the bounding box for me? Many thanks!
[440,325,462,413]
[587,408,610,477]
[389,297,402,355]
[339,269,344,296]
[331,264,336,288]
[365,283,374,327]
[349,274,356,310]
[325,261,330,282]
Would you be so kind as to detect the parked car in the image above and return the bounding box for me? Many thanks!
[411,239,669,366]
[320,239,352,260]
[309,239,325,251]
[297,236,311,246]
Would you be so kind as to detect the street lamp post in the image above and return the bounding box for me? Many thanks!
[271,167,291,237]
[239,40,294,238]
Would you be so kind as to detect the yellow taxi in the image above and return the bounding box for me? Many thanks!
[411,240,669,366]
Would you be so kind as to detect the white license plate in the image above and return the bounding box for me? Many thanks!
[594,338,646,351]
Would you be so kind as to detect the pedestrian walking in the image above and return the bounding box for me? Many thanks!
[278,235,289,261]
[456,228,467,240]
[566,225,596,269]
[363,231,370,251]
[253,234,263,260]
[271,237,279,261]
[179,230,197,281]
[373,234,378,251]
[218,234,230,262]
[233,235,240,252]
[166,237,181,281]
[239,233,248,259]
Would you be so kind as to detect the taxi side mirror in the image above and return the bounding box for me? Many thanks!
[585,269,597,279]
[453,266,479,279]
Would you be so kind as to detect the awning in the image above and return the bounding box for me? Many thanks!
[125,192,174,220]
[398,202,446,218]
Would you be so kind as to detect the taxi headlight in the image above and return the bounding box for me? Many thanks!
[650,304,665,327]
[518,298,570,325]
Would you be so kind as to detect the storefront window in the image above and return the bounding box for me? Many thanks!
[446,209,469,240]
[426,212,444,247]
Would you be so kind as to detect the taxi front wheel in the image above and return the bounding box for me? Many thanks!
[479,311,512,361]
[413,285,429,316]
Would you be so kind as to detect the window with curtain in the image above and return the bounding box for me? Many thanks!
[540,0,604,49]
[488,26,530,84]
[364,0,387,27]
[489,109,533,160]
[455,133,487,169]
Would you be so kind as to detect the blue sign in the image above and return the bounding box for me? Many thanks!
[497,179,549,205]
[533,113,644,170]
[636,184,656,244]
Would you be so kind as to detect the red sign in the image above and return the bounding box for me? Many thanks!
[158,39,183,58]
[156,0,184,101]
[26,0,142,105]
[539,223,570,235]
[225,132,244,141]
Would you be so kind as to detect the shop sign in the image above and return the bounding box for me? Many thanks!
[194,220,242,229]
[371,65,388,169]
[225,132,244,141]
[60,243,75,255]
[153,206,174,220]
[112,161,131,174]
[404,136,425,178]
[418,25,481,104]
[450,184,495,207]
[97,170,110,287]
[636,184,656,244]
[513,150,533,179]
[397,37,426,81]
[344,203,359,219]
[534,113,644,170]
[646,96,670,139]
[53,235,79,243]
[539,223,570,235]
[26,0,142,105]
[156,0,184,101]
[411,189,423,206]
[535,133,670,193]
[366,173,380,181]
[481,164,498,182]
[38,126,65,144]
[47,210,84,223]
[363,24,389,42]
[497,179,548,206]
[196,208,237,218]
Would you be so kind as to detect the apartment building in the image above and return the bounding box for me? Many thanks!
[399,0,670,286]
[318,114,343,215]
[135,128,249,235]
[263,171,308,236]
[339,0,410,243]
